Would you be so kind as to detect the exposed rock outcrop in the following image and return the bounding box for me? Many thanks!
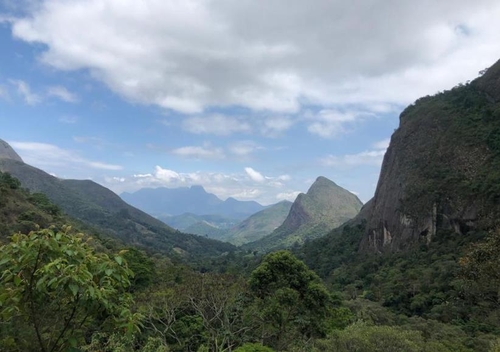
[0,139,23,162]
[360,59,500,252]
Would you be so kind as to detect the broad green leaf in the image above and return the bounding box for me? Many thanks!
[69,284,78,296]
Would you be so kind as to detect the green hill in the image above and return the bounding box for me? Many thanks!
[221,200,293,246]
[245,176,362,252]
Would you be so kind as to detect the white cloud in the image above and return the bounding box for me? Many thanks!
[9,79,41,105]
[244,167,265,182]
[372,138,391,150]
[47,85,79,103]
[228,141,263,156]
[171,145,225,159]
[102,165,297,204]
[10,141,123,171]
[260,116,295,137]
[307,109,371,138]
[9,0,500,116]
[182,114,251,135]
[276,191,301,202]
[320,150,386,168]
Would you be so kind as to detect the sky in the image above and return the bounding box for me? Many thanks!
[1,0,500,205]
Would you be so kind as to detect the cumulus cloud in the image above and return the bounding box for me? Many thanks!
[8,0,500,117]
[47,85,79,103]
[10,141,123,171]
[9,79,41,105]
[244,167,265,182]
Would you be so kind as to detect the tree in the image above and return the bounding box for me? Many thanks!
[248,251,332,350]
[0,226,140,352]
[459,228,500,306]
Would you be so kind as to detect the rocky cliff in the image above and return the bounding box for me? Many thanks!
[361,59,500,252]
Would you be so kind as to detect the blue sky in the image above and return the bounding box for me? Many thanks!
[1,0,500,205]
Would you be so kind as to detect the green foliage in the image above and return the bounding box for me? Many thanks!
[0,172,21,189]
[123,247,155,290]
[314,322,457,352]
[234,343,275,352]
[249,251,334,350]
[0,226,140,352]
[459,228,500,313]
[82,333,169,352]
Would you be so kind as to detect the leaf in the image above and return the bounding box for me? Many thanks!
[105,268,113,276]
[68,337,77,347]
[69,284,78,296]
[114,256,123,265]
[13,275,21,287]
[0,257,10,266]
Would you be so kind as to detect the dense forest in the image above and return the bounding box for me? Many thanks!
[0,170,499,351]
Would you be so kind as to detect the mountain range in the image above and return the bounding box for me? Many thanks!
[121,186,266,219]
[0,144,234,258]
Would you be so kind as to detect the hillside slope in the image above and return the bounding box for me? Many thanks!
[222,200,293,246]
[0,148,234,257]
[245,176,362,252]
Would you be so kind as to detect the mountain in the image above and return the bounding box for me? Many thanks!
[245,176,362,252]
[297,60,500,337]
[0,140,23,162]
[121,186,266,219]
[0,141,235,257]
[356,59,500,253]
[221,200,293,246]
[184,221,228,240]
[159,213,239,231]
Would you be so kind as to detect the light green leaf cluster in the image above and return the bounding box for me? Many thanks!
[0,226,141,352]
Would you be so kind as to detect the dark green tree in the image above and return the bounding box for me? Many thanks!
[248,250,332,350]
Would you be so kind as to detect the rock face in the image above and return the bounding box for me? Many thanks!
[360,59,500,253]
[245,176,363,252]
[0,139,23,162]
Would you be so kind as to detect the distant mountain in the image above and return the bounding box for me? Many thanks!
[221,200,293,246]
[159,213,239,231]
[121,186,266,219]
[184,221,228,240]
[244,176,362,252]
[0,140,234,258]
